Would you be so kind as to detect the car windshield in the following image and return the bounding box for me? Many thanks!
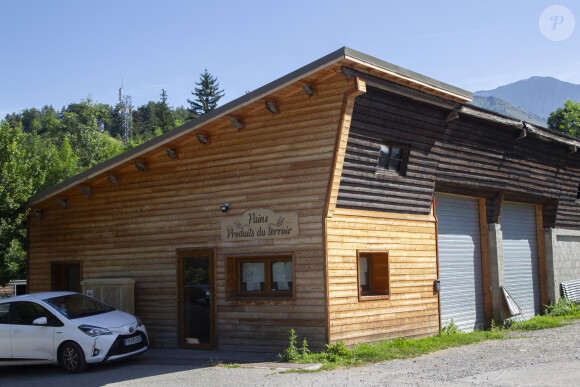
[44,294,115,319]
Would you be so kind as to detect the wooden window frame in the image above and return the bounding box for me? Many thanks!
[357,250,390,301]
[376,141,410,176]
[227,255,294,299]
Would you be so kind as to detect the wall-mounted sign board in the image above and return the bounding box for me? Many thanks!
[221,209,299,241]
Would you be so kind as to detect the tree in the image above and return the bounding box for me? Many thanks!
[187,69,224,118]
[157,89,175,133]
[548,100,580,138]
[0,121,45,285]
[60,97,123,170]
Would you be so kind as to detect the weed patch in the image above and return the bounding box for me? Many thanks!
[276,299,578,370]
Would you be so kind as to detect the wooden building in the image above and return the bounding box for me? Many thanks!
[27,48,580,351]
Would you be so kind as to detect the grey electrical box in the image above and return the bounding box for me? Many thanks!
[434,279,441,292]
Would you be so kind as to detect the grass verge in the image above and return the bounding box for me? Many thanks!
[278,298,579,370]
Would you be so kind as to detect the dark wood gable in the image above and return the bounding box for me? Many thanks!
[337,85,580,229]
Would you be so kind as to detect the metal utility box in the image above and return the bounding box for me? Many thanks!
[81,278,135,314]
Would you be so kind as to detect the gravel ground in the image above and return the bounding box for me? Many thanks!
[112,320,580,387]
[3,321,580,386]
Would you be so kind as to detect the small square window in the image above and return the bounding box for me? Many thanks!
[377,143,409,175]
[358,251,390,300]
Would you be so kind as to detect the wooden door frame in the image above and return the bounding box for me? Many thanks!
[177,247,216,350]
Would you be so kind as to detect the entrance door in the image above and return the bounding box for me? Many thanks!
[178,249,214,349]
[51,262,81,292]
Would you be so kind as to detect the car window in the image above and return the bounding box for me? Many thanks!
[13,301,62,327]
[0,303,10,324]
[45,294,114,319]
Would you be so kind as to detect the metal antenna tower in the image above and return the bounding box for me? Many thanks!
[119,84,133,146]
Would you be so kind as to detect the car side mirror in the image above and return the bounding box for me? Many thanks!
[33,317,48,326]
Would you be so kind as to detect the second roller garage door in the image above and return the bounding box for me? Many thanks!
[501,202,541,320]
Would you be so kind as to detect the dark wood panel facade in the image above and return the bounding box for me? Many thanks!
[338,86,580,229]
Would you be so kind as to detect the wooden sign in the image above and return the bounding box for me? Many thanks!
[221,209,299,241]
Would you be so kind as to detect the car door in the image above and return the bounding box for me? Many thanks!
[10,301,60,360]
[0,303,12,358]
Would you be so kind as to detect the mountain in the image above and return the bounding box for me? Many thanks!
[474,77,580,124]
[470,95,548,127]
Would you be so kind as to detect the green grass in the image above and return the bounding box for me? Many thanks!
[508,298,580,331]
[278,325,504,370]
[217,363,241,368]
[277,298,579,370]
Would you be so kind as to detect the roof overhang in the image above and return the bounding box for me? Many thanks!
[28,47,473,207]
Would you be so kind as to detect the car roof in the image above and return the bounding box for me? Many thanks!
[0,291,77,302]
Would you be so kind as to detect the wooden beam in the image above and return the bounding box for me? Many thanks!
[325,76,367,219]
[515,127,527,141]
[165,147,177,158]
[459,105,525,130]
[341,66,459,111]
[490,191,505,224]
[444,109,459,123]
[107,174,119,184]
[536,204,548,313]
[229,118,244,130]
[479,198,492,327]
[80,186,93,197]
[135,161,148,172]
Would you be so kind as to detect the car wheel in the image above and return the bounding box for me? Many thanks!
[59,342,87,373]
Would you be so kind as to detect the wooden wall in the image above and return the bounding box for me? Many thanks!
[326,208,439,345]
[27,73,354,351]
[337,86,580,229]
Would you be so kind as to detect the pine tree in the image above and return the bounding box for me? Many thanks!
[187,70,225,119]
[157,89,174,133]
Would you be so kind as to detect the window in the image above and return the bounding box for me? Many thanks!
[13,302,62,327]
[0,303,10,324]
[357,251,390,300]
[228,256,293,298]
[377,142,409,175]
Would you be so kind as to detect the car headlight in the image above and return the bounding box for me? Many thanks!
[135,316,144,327]
[79,324,113,337]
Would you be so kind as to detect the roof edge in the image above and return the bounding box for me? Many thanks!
[27,48,351,207]
[27,47,474,207]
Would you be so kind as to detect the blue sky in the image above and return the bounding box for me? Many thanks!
[1,0,579,118]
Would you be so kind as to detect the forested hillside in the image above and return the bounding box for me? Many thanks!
[1,71,224,285]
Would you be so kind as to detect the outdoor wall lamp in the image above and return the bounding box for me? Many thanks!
[220,202,229,212]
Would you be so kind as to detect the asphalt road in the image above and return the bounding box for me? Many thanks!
[2,321,579,386]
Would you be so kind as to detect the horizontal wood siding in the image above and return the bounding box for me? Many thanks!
[338,86,580,229]
[27,74,353,351]
[326,209,439,345]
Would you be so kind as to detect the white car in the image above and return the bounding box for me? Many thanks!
[0,291,148,373]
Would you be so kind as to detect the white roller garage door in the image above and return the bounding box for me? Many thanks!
[436,194,485,332]
[501,202,541,320]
